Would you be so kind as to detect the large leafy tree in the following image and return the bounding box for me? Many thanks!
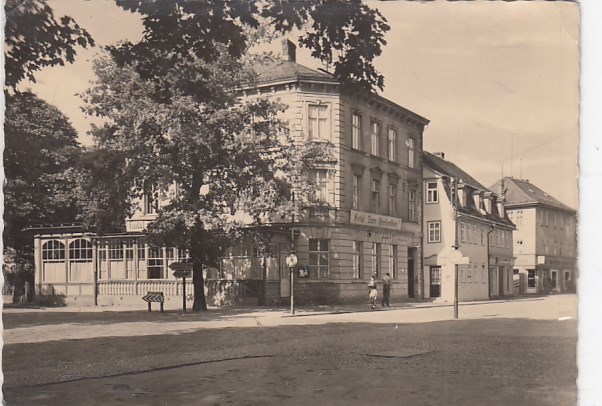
[4,0,94,89]
[3,91,83,296]
[82,0,386,311]
[112,0,389,93]
[81,53,319,310]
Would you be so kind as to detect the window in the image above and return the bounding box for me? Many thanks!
[388,183,397,217]
[559,215,564,230]
[178,248,188,262]
[69,239,93,261]
[371,179,380,213]
[42,240,66,261]
[409,190,416,222]
[308,104,329,140]
[125,241,134,260]
[545,211,549,227]
[371,242,381,277]
[387,128,397,161]
[310,169,334,204]
[371,121,380,156]
[352,113,362,150]
[467,223,472,243]
[383,244,394,278]
[428,221,441,243]
[474,225,478,244]
[467,264,472,283]
[352,241,363,279]
[408,138,416,168]
[516,210,523,226]
[501,230,505,248]
[482,264,487,284]
[309,239,330,278]
[481,227,485,245]
[352,175,360,210]
[108,241,124,261]
[144,191,158,215]
[460,223,466,243]
[426,182,438,203]
[147,247,164,279]
[392,245,398,279]
[137,244,145,260]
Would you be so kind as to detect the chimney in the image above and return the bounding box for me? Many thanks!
[433,152,445,160]
[281,39,296,62]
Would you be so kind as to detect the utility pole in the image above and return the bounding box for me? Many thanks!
[452,177,460,320]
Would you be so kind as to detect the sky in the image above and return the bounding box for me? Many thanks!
[20,0,580,209]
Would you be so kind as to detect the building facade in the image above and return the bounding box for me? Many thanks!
[32,40,430,307]
[422,152,515,303]
[490,177,577,295]
[226,40,430,304]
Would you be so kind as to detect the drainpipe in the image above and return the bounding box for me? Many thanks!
[486,225,495,300]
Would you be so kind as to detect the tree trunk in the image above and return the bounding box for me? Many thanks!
[191,243,208,311]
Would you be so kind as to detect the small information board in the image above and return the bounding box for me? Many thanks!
[172,269,192,278]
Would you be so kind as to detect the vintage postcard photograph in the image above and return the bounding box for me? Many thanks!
[2,0,587,405]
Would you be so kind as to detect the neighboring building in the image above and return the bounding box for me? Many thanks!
[422,152,515,303]
[32,40,430,307]
[490,177,577,295]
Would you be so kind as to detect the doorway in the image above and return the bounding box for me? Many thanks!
[407,248,415,298]
[429,266,441,297]
[498,266,504,297]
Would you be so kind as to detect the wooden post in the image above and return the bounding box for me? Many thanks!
[182,277,187,313]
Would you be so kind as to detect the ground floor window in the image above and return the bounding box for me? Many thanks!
[309,239,330,278]
[148,247,164,279]
[352,241,363,279]
[370,243,381,277]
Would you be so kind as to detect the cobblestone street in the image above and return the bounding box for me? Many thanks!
[2,295,577,405]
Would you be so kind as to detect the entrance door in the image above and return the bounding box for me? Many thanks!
[551,270,558,292]
[429,266,441,297]
[407,251,415,298]
[527,269,536,294]
[498,266,504,296]
[279,253,290,298]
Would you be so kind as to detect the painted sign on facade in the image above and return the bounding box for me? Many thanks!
[350,210,402,230]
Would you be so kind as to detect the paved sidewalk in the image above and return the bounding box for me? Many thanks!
[2,294,575,345]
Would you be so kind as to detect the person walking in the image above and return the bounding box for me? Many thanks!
[381,272,392,307]
[368,275,378,309]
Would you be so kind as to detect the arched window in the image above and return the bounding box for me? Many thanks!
[69,239,93,261]
[42,240,66,261]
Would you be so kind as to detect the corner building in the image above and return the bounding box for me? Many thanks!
[31,40,429,307]
[230,40,430,304]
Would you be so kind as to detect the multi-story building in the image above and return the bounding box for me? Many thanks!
[32,40,429,307]
[490,177,577,294]
[423,152,515,303]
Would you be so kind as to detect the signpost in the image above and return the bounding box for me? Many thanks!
[170,261,193,313]
[450,248,464,319]
[285,253,298,315]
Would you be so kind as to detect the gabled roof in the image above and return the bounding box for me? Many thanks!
[490,177,576,213]
[253,60,337,85]
[423,151,491,192]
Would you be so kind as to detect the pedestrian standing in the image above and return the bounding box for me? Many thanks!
[381,272,392,307]
[368,275,378,309]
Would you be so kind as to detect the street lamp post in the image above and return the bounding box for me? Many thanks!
[286,252,298,314]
